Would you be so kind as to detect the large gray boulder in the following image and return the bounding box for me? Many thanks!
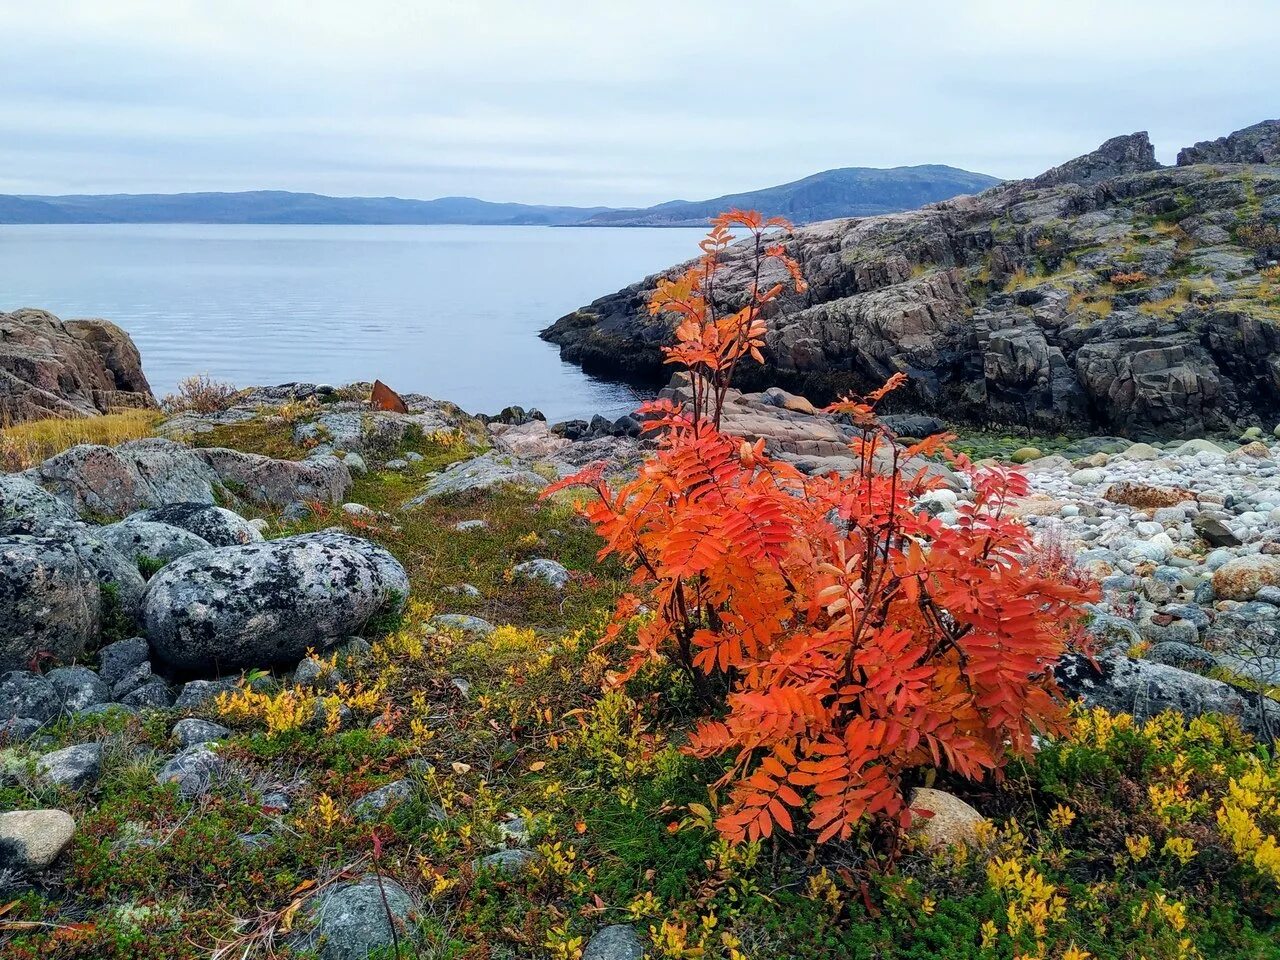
[98,517,214,566]
[129,503,262,547]
[0,309,154,424]
[144,532,408,671]
[1057,650,1280,742]
[0,475,79,525]
[583,925,647,960]
[194,447,352,507]
[23,438,221,516]
[0,536,100,671]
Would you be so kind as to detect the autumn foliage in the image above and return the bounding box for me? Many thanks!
[544,210,1097,845]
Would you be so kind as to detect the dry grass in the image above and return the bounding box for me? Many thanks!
[0,408,161,471]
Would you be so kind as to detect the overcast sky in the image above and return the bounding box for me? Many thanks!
[2,1,1277,206]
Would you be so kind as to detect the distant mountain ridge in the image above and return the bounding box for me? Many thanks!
[576,165,1003,226]
[0,165,1001,227]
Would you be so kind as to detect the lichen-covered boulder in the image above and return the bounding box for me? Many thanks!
[23,438,221,516]
[143,533,408,671]
[1058,650,1280,741]
[99,517,214,566]
[0,536,100,671]
[129,503,261,547]
[583,925,646,960]
[0,670,62,724]
[0,475,79,525]
[1212,555,1280,602]
[194,447,352,506]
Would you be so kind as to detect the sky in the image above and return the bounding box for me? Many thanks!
[2,1,1278,207]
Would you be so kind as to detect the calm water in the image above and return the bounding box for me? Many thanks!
[0,224,704,422]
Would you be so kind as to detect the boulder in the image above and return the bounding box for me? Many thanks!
[36,742,102,789]
[45,666,111,712]
[0,534,102,671]
[1057,650,1280,741]
[99,518,214,566]
[1193,514,1240,548]
[0,809,76,871]
[24,438,220,516]
[0,309,155,423]
[0,475,79,525]
[300,876,415,960]
[0,671,61,724]
[144,533,408,671]
[130,503,262,547]
[97,637,149,687]
[406,453,549,503]
[1212,555,1280,601]
[194,447,352,506]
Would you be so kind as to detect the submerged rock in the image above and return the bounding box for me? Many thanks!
[144,532,408,671]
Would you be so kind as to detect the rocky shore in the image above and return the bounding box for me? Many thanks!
[542,119,1280,438]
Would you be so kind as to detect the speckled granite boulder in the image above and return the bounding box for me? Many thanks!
[143,532,407,671]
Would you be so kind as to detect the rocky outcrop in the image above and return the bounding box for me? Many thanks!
[144,532,409,671]
[1032,131,1160,187]
[0,309,155,423]
[543,122,1280,438]
[1177,120,1280,166]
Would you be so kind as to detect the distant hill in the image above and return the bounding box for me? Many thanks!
[0,191,613,226]
[0,166,1001,226]
[575,165,1003,227]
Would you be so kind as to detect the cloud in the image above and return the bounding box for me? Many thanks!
[1,0,1277,203]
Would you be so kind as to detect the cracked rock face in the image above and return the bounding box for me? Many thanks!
[0,309,155,424]
[542,123,1280,438]
[143,532,408,671]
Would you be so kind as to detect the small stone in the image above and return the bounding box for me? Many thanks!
[36,742,102,789]
[1070,468,1105,486]
[908,787,985,848]
[112,661,153,698]
[429,614,495,635]
[454,519,489,533]
[46,666,111,712]
[120,679,174,709]
[1194,514,1241,548]
[342,452,368,476]
[383,458,409,471]
[174,678,239,711]
[157,744,226,798]
[341,503,374,518]
[1010,447,1042,464]
[97,637,149,687]
[474,847,540,875]
[172,718,232,748]
[0,809,76,871]
[583,925,646,960]
[404,452,424,462]
[512,558,571,589]
[301,875,415,960]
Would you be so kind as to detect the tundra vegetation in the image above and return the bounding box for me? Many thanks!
[1,216,1278,960]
